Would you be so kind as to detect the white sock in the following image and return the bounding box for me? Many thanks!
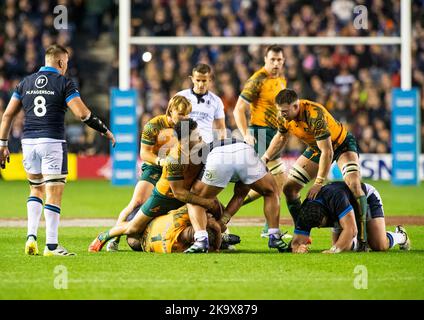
[27,197,43,239]
[194,230,208,242]
[268,228,281,237]
[351,237,359,251]
[386,231,406,248]
[44,204,61,245]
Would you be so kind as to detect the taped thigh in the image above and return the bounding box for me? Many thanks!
[28,177,45,187]
[288,164,312,187]
[342,161,360,178]
[267,158,286,175]
[44,174,67,185]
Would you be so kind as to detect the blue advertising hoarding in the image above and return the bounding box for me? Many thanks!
[110,89,138,186]
[391,88,420,185]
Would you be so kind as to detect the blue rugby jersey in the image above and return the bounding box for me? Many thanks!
[295,181,384,234]
[12,66,80,140]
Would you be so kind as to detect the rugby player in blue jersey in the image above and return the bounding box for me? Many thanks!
[0,44,115,256]
[289,181,410,253]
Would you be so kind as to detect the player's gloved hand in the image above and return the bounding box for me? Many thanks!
[307,183,322,200]
[243,133,256,146]
[0,147,10,169]
[103,130,116,148]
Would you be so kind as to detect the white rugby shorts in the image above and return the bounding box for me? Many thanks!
[22,138,68,175]
[201,142,267,188]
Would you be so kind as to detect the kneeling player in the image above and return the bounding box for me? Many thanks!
[125,205,223,253]
[184,139,288,253]
[290,181,411,253]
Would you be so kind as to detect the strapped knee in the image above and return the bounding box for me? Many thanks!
[342,162,360,178]
[28,178,45,187]
[267,159,286,175]
[288,164,311,187]
[44,174,67,185]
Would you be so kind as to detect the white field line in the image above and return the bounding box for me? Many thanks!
[0,217,422,228]
[0,218,284,228]
[0,277,421,284]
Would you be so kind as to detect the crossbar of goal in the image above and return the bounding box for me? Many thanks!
[119,0,411,90]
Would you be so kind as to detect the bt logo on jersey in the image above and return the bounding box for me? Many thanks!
[35,75,48,89]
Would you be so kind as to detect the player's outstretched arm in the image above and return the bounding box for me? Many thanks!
[169,179,221,216]
[140,143,164,166]
[233,97,255,145]
[0,97,22,168]
[67,97,116,147]
[213,118,227,140]
[323,211,357,253]
[307,137,333,200]
[262,131,288,163]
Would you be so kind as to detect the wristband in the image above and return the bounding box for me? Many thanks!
[0,140,8,147]
[83,113,109,134]
[315,176,325,185]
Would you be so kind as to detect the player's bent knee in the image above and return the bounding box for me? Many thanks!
[369,241,389,252]
[283,181,301,198]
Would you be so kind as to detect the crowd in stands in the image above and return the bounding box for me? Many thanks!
[1,0,424,155]
[0,0,115,154]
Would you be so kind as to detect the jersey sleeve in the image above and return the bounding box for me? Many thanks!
[12,80,24,100]
[307,104,331,141]
[141,121,159,146]
[294,219,312,237]
[239,74,265,103]
[277,117,289,134]
[65,78,81,105]
[330,193,353,221]
[214,97,225,119]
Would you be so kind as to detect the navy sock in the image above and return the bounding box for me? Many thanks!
[27,234,37,241]
[47,243,58,250]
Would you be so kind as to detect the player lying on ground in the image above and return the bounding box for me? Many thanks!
[0,44,115,257]
[88,119,222,252]
[289,181,411,254]
[263,88,369,250]
[182,135,289,253]
[106,95,192,252]
[123,205,229,253]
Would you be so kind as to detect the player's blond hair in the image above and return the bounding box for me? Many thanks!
[166,95,192,117]
[45,44,68,59]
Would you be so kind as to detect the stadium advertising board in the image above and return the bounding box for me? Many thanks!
[391,88,421,185]
[110,89,138,186]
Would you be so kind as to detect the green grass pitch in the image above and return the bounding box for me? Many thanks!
[0,179,423,218]
[0,180,423,299]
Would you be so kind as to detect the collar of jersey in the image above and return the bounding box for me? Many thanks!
[39,66,60,74]
[190,88,208,103]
